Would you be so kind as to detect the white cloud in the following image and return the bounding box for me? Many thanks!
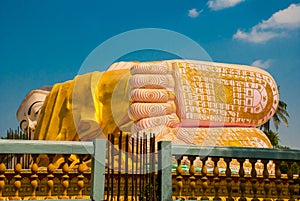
[207,0,245,11]
[233,3,300,43]
[258,3,300,30]
[251,59,272,69]
[233,28,284,43]
[188,8,202,18]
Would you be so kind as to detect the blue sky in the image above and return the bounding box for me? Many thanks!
[1,0,300,148]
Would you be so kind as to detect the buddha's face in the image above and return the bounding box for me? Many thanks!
[17,90,50,139]
[19,101,45,138]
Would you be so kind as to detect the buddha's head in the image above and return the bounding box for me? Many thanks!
[16,86,52,139]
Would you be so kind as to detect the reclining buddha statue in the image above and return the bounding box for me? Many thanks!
[17,60,278,149]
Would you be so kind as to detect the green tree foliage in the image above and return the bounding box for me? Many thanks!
[274,144,299,174]
[263,130,279,147]
[272,100,290,130]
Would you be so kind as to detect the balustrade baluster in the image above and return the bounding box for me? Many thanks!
[224,158,233,201]
[297,161,300,200]
[250,159,259,201]
[238,158,246,201]
[201,157,209,201]
[273,160,283,201]
[188,156,196,200]
[212,157,221,201]
[287,161,295,201]
[77,155,86,199]
[175,155,184,200]
[46,154,55,199]
[29,154,39,200]
[262,159,271,201]
[61,154,70,199]
[0,156,6,201]
[12,154,22,200]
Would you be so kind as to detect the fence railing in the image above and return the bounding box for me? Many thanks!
[0,134,158,201]
[105,133,157,201]
[1,127,30,169]
[0,137,300,201]
[159,141,300,201]
[0,139,102,201]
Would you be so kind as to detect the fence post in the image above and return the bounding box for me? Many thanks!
[91,139,106,201]
[158,141,172,201]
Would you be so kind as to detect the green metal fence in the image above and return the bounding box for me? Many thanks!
[158,141,300,201]
[0,139,104,201]
[1,139,300,201]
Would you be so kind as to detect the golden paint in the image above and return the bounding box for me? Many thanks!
[173,62,278,126]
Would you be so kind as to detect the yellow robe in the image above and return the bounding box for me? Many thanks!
[34,69,131,141]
